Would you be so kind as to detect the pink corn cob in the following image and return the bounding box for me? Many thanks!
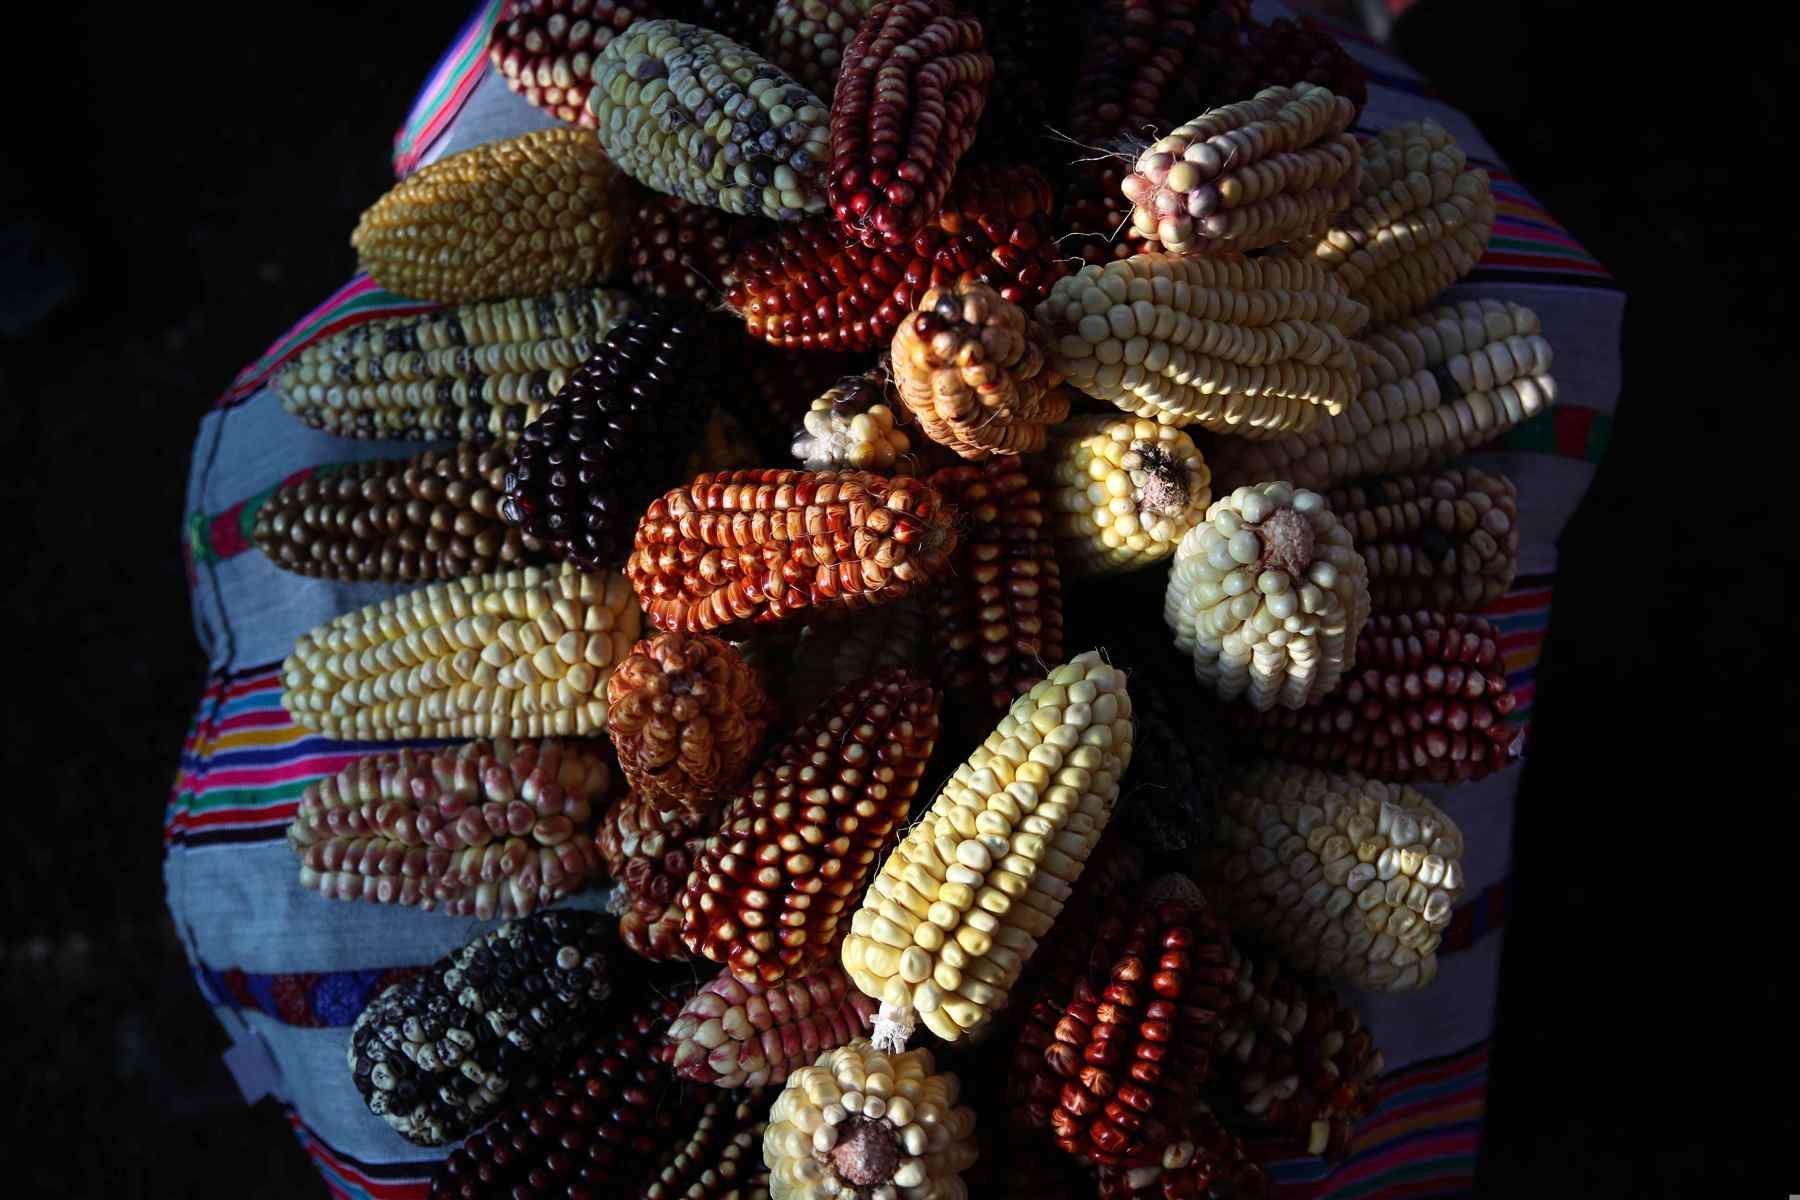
[661,965,878,1088]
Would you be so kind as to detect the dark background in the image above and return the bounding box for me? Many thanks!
[0,0,1772,1194]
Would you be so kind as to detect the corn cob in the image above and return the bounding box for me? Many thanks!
[690,405,770,477]
[1044,415,1211,579]
[628,469,957,633]
[663,965,880,1086]
[961,0,1070,170]
[1201,762,1465,990]
[842,650,1134,1046]
[597,791,709,960]
[607,631,769,818]
[644,1094,774,1200]
[785,598,929,719]
[670,0,778,45]
[501,307,714,570]
[349,911,616,1146]
[281,564,641,740]
[1325,469,1518,612]
[1164,482,1370,712]
[488,0,653,127]
[430,985,694,1197]
[351,128,628,303]
[765,1,878,96]
[1110,653,1225,859]
[725,162,1067,351]
[1282,121,1495,329]
[680,669,942,982]
[1124,85,1360,256]
[891,281,1069,459]
[1034,253,1368,438]
[275,287,636,442]
[791,372,914,472]
[287,739,609,918]
[828,1,994,249]
[629,191,757,308]
[590,19,832,220]
[1185,16,1369,118]
[763,1039,980,1200]
[1210,299,1556,492]
[1093,1110,1270,1199]
[926,457,1066,720]
[1215,951,1383,1160]
[251,446,547,583]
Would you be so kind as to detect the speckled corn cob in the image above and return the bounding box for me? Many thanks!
[1215,951,1383,1159]
[349,911,615,1146]
[842,651,1134,1046]
[1326,469,1518,612]
[1044,415,1211,579]
[629,191,755,307]
[763,1039,979,1200]
[1034,253,1367,438]
[785,599,929,719]
[1201,762,1465,990]
[891,281,1068,459]
[1093,1111,1270,1200]
[281,565,641,739]
[488,0,652,126]
[252,446,547,582]
[1124,85,1360,255]
[791,373,914,472]
[352,128,628,303]
[590,20,831,220]
[681,669,941,981]
[1284,121,1495,329]
[1164,482,1370,712]
[288,740,609,918]
[766,1,877,95]
[644,1094,773,1200]
[1209,299,1556,492]
[663,965,879,1086]
[926,458,1065,719]
[628,469,957,632]
[275,287,635,441]
[597,791,708,960]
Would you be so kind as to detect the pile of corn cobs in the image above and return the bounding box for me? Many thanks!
[265,2,1554,1195]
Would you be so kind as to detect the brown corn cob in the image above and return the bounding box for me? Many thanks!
[791,373,915,473]
[763,1039,980,1200]
[1200,761,1465,991]
[784,598,929,719]
[1237,611,1522,784]
[488,0,654,127]
[1210,299,1556,492]
[765,1,877,95]
[680,669,942,982]
[891,281,1069,459]
[628,191,755,308]
[589,20,832,221]
[1093,1110,1270,1199]
[251,446,546,583]
[627,469,958,633]
[595,790,708,960]
[1164,482,1371,712]
[926,457,1066,720]
[274,287,636,442]
[1044,415,1211,579]
[643,1094,774,1200]
[1034,253,1368,439]
[607,632,770,816]
[1123,85,1361,255]
[352,128,629,303]
[281,565,642,740]
[288,740,609,918]
[662,965,879,1087]
[1327,469,1518,612]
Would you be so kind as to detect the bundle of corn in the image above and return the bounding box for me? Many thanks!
[680,669,941,982]
[251,446,546,582]
[1043,414,1211,579]
[891,280,1069,459]
[287,740,609,918]
[351,128,629,303]
[765,1,878,96]
[1210,299,1555,492]
[627,469,957,632]
[596,790,709,960]
[589,20,832,220]
[783,598,929,719]
[1201,762,1465,991]
[628,191,756,308]
[1164,482,1370,711]
[1326,469,1519,612]
[1034,253,1368,439]
[790,372,914,472]
[348,911,616,1146]
[274,287,635,442]
[642,1095,773,1200]
[281,565,642,740]
[841,651,1134,1045]
[487,0,654,126]
[662,965,879,1087]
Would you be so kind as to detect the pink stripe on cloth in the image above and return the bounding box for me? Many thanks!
[215,276,437,409]
[391,0,507,178]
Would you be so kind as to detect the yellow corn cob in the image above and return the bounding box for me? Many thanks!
[841,651,1133,1047]
[1044,414,1212,579]
[281,565,641,740]
[274,287,636,442]
[1211,299,1555,492]
[351,128,630,303]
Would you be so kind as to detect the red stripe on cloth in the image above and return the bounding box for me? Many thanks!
[169,803,298,834]
[216,278,437,408]
[286,1110,431,1200]
[1479,249,1614,277]
[1484,588,1554,616]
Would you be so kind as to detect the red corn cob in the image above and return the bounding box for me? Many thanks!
[662,964,879,1087]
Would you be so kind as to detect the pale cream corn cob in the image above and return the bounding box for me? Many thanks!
[841,651,1134,1047]
[1044,414,1212,579]
[792,374,915,473]
[281,565,641,740]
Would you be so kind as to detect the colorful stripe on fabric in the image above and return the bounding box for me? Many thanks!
[1438,881,1507,956]
[188,466,326,566]
[1485,577,1552,726]
[1497,403,1613,462]
[196,964,422,1029]
[286,1108,432,1200]
[391,0,507,179]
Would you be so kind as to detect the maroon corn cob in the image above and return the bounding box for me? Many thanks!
[488,0,657,127]
[661,965,879,1086]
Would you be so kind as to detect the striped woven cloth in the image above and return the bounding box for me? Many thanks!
[168,2,1622,1196]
